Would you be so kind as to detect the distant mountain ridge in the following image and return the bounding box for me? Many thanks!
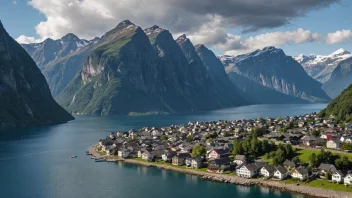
[323,56,352,99]
[0,21,74,127]
[55,21,248,115]
[293,49,352,83]
[219,47,331,103]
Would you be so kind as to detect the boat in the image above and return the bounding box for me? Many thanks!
[95,158,106,162]
[71,155,78,158]
[91,157,96,159]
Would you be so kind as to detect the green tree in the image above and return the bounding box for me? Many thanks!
[191,144,206,157]
[311,130,321,137]
[309,153,319,167]
[160,135,168,141]
[186,135,194,143]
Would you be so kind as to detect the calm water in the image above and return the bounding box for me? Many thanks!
[0,104,327,198]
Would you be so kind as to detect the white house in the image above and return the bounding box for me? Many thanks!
[191,157,203,169]
[291,167,308,181]
[236,164,258,178]
[260,165,275,178]
[344,174,352,185]
[118,149,130,158]
[332,171,344,183]
[234,155,247,166]
[273,166,288,180]
[327,139,340,149]
[141,151,154,161]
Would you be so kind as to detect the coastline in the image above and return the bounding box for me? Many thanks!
[89,146,351,198]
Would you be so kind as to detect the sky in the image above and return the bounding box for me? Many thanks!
[1,0,351,56]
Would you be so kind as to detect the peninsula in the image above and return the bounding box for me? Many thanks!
[92,112,352,198]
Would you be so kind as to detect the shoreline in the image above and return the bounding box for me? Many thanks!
[89,146,351,198]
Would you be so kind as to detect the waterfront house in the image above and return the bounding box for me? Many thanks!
[237,163,258,178]
[141,150,154,161]
[172,153,191,166]
[118,149,131,158]
[260,165,275,178]
[318,163,337,176]
[191,157,203,169]
[208,149,229,160]
[162,152,175,162]
[326,139,340,149]
[344,174,352,185]
[332,171,344,183]
[283,159,297,170]
[185,157,192,167]
[208,157,231,173]
[273,166,288,180]
[291,167,309,181]
[233,155,247,166]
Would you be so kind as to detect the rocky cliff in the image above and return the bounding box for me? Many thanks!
[0,21,74,127]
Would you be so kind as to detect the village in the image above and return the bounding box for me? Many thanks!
[95,112,352,191]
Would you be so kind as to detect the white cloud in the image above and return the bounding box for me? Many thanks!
[188,27,320,55]
[12,1,17,5]
[326,30,352,44]
[23,0,336,41]
[16,35,42,44]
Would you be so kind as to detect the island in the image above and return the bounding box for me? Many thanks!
[90,112,352,198]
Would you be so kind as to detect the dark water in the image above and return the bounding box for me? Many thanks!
[0,104,327,198]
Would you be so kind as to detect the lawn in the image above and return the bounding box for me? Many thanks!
[295,148,352,163]
[282,178,352,193]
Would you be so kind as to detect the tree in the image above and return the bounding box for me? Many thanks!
[311,130,321,137]
[292,157,301,165]
[160,135,168,141]
[186,135,194,143]
[272,149,286,166]
[191,144,206,157]
[232,140,243,156]
[309,153,319,167]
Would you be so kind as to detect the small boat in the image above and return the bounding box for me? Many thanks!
[95,158,106,162]
[91,157,96,159]
[71,155,78,158]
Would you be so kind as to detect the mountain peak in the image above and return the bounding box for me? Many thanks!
[330,48,350,56]
[61,33,79,41]
[176,34,188,44]
[117,20,135,27]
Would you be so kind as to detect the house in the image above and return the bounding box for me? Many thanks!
[141,150,154,161]
[332,171,344,183]
[260,165,276,178]
[344,174,352,185]
[162,152,175,162]
[234,155,247,166]
[172,153,191,166]
[326,139,340,149]
[318,163,337,175]
[118,149,131,158]
[191,157,203,169]
[236,163,259,178]
[283,159,297,169]
[185,157,192,167]
[273,166,289,180]
[301,136,316,146]
[208,157,231,173]
[208,149,229,159]
[291,167,309,181]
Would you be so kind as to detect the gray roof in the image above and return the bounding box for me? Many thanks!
[295,167,308,175]
[262,165,276,173]
[318,163,337,172]
[235,155,246,160]
[275,165,288,174]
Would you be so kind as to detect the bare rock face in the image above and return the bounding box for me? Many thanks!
[0,21,74,127]
[221,47,331,103]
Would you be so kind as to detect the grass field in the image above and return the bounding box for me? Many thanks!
[295,148,352,163]
[282,178,352,193]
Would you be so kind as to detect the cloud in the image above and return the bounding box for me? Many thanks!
[16,35,42,44]
[12,1,17,5]
[189,27,320,55]
[326,30,352,44]
[25,0,338,40]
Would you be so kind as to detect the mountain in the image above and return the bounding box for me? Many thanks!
[21,33,93,96]
[194,44,249,105]
[56,21,248,115]
[0,21,74,127]
[220,47,331,103]
[294,49,352,83]
[319,84,352,123]
[322,57,352,99]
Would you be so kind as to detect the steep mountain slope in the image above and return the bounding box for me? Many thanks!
[57,21,249,115]
[220,47,331,103]
[322,57,352,99]
[294,49,352,83]
[319,84,352,123]
[0,21,74,127]
[194,44,249,105]
[21,34,93,96]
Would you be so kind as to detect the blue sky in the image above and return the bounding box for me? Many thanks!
[1,0,351,56]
